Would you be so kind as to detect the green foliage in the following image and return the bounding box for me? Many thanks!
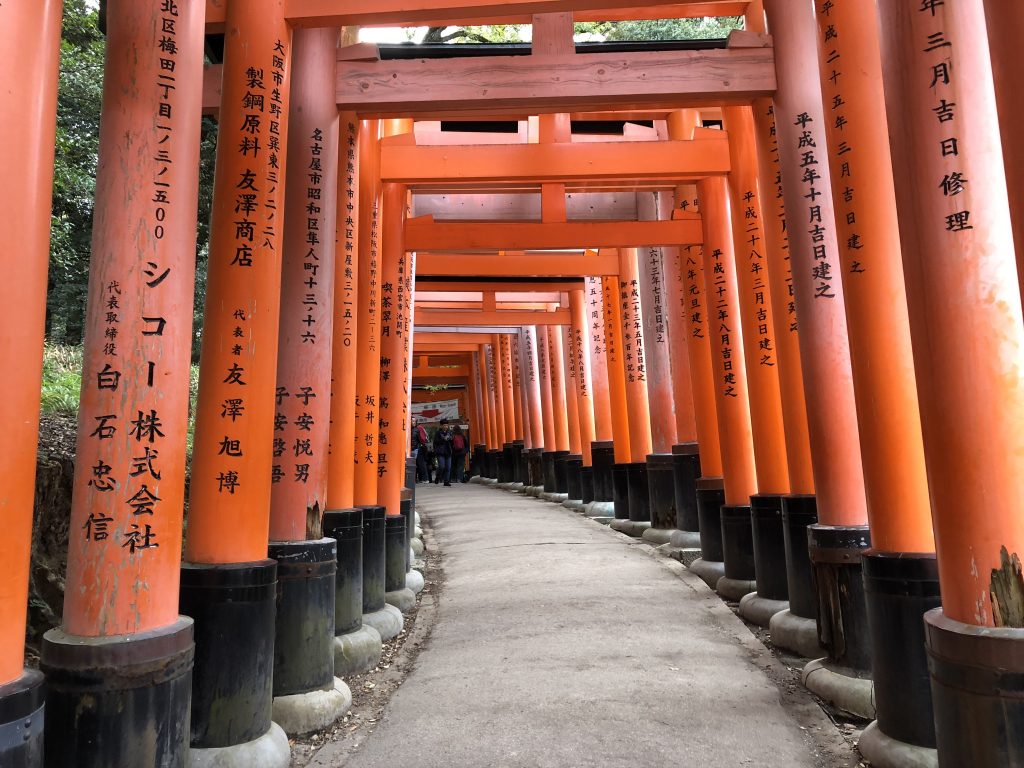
[49,0,104,345]
[575,17,743,42]
[40,344,83,415]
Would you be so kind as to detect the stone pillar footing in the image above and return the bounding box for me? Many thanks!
[584,501,615,518]
[767,609,823,659]
[688,558,725,590]
[406,569,425,594]
[272,678,352,737]
[0,669,43,768]
[362,604,404,642]
[189,722,290,768]
[801,658,876,721]
[857,721,937,768]
[669,529,701,549]
[610,519,651,538]
[385,588,417,613]
[640,527,674,546]
[42,617,194,767]
[333,625,383,677]
[738,593,789,628]
[716,576,756,602]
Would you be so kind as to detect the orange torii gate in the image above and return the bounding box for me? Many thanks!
[6,0,1024,766]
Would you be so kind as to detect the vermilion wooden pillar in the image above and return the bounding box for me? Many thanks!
[584,278,614,444]
[881,3,1024,761]
[535,324,558,492]
[559,323,585,503]
[270,29,339,541]
[602,273,632,517]
[722,108,789,497]
[265,27,350,734]
[765,0,871,705]
[569,291,597,466]
[352,120,382,506]
[581,277,615,510]
[42,0,200,764]
[763,0,867,527]
[814,0,938,753]
[0,5,60,758]
[4,0,68,762]
[616,248,654,528]
[499,334,516,441]
[689,177,759,596]
[750,98,823,657]
[636,195,681,535]
[376,182,409,514]
[511,333,526,442]
[182,2,294,761]
[636,199,678,457]
[560,326,582,456]
[544,325,571,498]
[722,106,795,623]
[523,326,545,450]
[49,0,204,759]
[750,100,815,495]
[492,334,509,449]
[326,114,360,512]
[480,342,496,452]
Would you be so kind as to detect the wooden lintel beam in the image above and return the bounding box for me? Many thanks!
[201,47,773,117]
[416,251,617,277]
[204,0,749,31]
[414,332,509,345]
[379,138,729,185]
[407,218,702,252]
[337,48,773,116]
[411,2,747,26]
[411,365,471,378]
[414,279,584,292]
[416,308,570,326]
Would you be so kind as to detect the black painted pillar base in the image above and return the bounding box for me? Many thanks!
[384,514,415,614]
[470,444,485,478]
[322,509,363,637]
[925,609,1024,766]
[671,443,701,534]
[808,524,872,674]
[268,538,350,736]
[695,478,726,562]
[269,539,337,699]
[580,465,595,504]
[781,495,819,620]
[527,448,544,488]
[401,497,413,572]
[361,506,386,615]
[612,462,630,519]
[499,443,514,484]
[322,508,381,678]
[0,669,43,768]
[626,462,650,522]
[486,449,501,480]
[542,450,557,492]
[751,494,789,601]
[42,619,193,767]
[566,454,583,501]
[180,560,278,751]
[646,453,676,529]
[721,505,756,581]
[512,440,525,484]
[863,552,940,752]
[553,450,571,494]
[591,441,615,502]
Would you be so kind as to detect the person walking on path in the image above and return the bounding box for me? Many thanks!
[412,419,431,482]
[433,420,454,486]
[451,425,468,483]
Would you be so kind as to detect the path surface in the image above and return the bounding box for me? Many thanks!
[329,482,857,768]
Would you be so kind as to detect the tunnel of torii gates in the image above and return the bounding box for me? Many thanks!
[2,0,1024,765]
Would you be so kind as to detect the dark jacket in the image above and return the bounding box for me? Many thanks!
[433,428,453,457]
